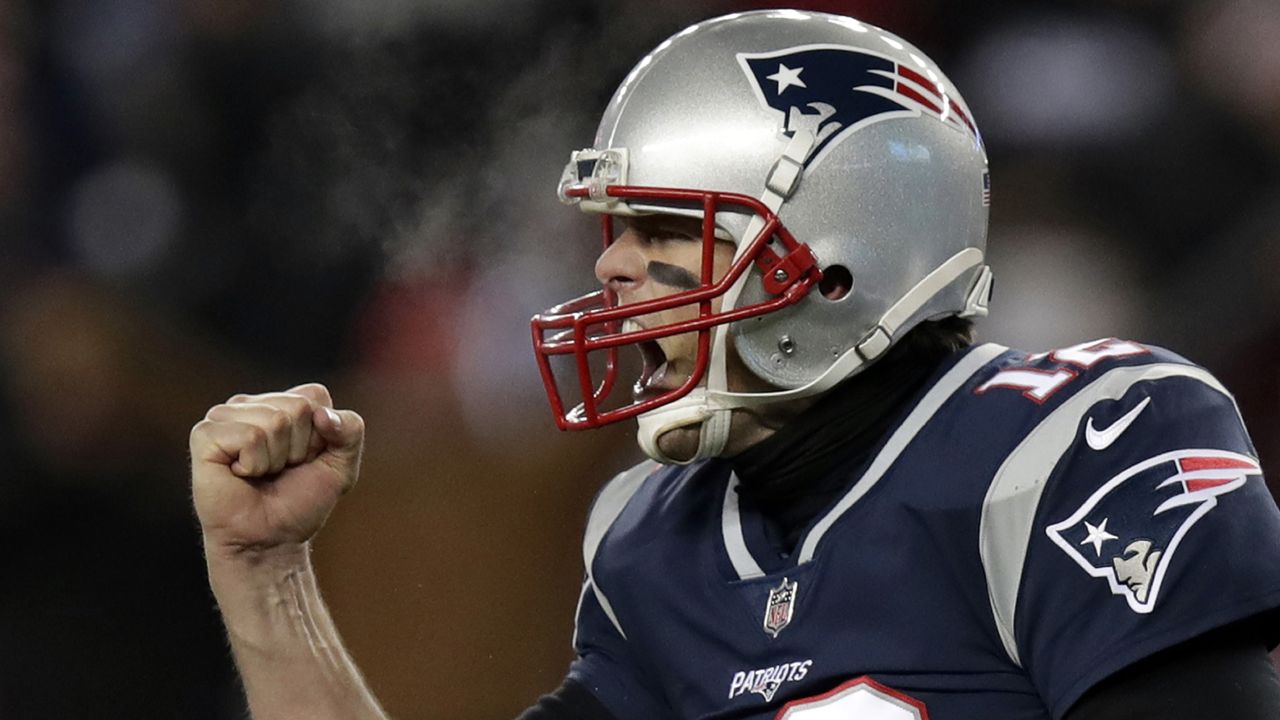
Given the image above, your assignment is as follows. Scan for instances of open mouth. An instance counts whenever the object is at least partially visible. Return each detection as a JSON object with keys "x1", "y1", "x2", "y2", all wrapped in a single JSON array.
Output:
[
  {"x1": 635, "y1": 339, "x2": 670, "y2": 398},
  {"x1": 623, "y1": 320, "x2": 676, "y2": 400}
]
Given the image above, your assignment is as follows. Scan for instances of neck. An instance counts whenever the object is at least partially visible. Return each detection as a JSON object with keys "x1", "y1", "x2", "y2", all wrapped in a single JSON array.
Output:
[{"x1": 727, "y1": 335, "x2": 965, "y2": 549}]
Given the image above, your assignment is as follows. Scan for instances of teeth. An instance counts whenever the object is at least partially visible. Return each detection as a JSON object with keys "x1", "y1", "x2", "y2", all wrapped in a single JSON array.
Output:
[
  {"x1": 632, "y1": 338, "x2": 673, "y2": 399},
  {"x1": 649, "y1": 360, "x2": 669, "y2": 388}
]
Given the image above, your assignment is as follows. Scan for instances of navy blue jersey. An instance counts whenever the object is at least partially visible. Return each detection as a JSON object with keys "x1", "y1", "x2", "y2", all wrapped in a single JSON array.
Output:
[{"x1": 567, "y1": 340, "x2": 1280, "y2": 720}]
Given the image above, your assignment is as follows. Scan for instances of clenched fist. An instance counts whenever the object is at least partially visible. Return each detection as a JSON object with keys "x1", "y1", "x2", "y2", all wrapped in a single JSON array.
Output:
[{"x1": 190, "y1": 383, "x2": 365, "y2": 558}]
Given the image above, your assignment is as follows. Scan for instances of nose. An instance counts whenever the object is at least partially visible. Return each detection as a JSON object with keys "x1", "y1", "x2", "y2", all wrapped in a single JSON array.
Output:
[{"x1": 594, "y1": 226, "x2": 648, "y2": 293}]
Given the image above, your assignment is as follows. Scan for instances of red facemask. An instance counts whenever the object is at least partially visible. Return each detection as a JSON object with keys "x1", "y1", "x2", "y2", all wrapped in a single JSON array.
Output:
[{"x1": 530, "y1": 184, "x2": 822, "y2": 430}]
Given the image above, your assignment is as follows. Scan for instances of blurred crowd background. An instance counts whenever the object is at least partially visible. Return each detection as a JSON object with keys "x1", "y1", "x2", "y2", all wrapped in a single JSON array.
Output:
[{"x1": 1, "y1": 0, "x2": 1278, "y2": 717}]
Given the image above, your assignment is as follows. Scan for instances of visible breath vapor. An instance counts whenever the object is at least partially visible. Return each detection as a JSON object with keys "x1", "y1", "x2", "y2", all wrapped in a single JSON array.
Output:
[{"x1": 258, "y1": 1, "x2": 728, "y2": 286}]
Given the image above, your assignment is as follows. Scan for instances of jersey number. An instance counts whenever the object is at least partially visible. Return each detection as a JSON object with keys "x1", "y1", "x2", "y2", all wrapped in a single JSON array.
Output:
[
  {"x1": 774, "y1": 677, "x2": 928, "y2": 720},
  {"x1": 975, "y1": 339, "x2": 1148, "y2": 403}
]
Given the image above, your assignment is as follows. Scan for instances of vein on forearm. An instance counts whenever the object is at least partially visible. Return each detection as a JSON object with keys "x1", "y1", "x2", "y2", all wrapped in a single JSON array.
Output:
[{"x1": 211, "y1": 549, "x2": 390, "y2": 720}]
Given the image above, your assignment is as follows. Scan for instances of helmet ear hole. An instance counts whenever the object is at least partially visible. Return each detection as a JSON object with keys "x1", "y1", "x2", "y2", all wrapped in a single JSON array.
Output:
[{"x1": 818, "y1": 265, "x2": 853, "y2": 301}]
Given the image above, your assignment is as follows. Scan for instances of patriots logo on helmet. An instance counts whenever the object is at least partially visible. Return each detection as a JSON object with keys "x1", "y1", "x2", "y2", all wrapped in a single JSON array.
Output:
[
  {"x1": 737, "y1": 45, "x2": 979, "y2": 168},
  {"x1": 1046, "y1": 449, "x2": 1261, "y2": 613}
]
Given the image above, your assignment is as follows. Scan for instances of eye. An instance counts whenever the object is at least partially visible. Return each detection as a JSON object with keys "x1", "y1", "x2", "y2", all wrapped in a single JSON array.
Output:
[
  {"x1": 655, "y1": 230, "x2": 697, "y2": 243},
  {"x1": 637, "y1": 216, "x2": 704, "y2": 243},
  {"x1": 610, "y1": 220, "x2": 657, "y2": 246}
]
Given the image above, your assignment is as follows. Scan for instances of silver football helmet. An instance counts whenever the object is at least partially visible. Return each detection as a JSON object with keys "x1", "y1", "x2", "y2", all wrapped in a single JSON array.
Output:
[{"x1": 532, "y1": 9, "x2": 992, "y2": 464}]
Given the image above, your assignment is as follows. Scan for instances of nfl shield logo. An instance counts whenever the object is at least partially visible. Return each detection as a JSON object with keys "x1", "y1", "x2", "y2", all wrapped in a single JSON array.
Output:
[{"x1": 763, "y1": 577, "x2": 798, "y2": 637}]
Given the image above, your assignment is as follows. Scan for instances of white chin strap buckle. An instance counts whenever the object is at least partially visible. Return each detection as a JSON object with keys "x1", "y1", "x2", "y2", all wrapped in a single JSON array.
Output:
[{"x1": 635, "y1": 392, "x2": 731, "y2": 465}]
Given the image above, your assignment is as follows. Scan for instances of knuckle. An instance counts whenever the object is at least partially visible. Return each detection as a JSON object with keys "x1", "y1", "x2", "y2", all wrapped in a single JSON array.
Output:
[
  {"x1": 245, "y1": 423, "x2": 268, "y2": 447},
  {"x1": 228, "y1": 393, "x2": 252, "y2": 404},
  {"x1": 298, "y1": 382, "x2": 333, "y2": 405},
  {"x1": 189, "y1": 419, "x2": 213, "y2": 442},
  {"x1": 267, "y1": 407, "x2": 291, "y2": 433},
  {"x1": 282, "y1": 395, "x2": 313, "y2": 420}
]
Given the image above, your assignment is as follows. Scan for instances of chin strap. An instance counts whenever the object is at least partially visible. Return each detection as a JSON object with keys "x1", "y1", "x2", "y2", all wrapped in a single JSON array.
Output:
[
  {"x1": 635, "y1": 389, "x2": 723, "y2": 465},
  {"x1": 635, "y1": 249, "x2": 992, "y2": 464},
  {"x1": 712, "y1": 248, "x2": 989, "y2": 410}
]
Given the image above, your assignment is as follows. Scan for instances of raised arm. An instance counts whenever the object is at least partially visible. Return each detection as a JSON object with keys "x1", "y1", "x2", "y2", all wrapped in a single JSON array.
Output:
[{"x1": 190, "y1": 383, "x2": 389, "y2": 720}]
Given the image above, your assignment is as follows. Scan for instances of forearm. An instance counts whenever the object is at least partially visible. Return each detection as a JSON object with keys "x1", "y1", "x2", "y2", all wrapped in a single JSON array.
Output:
[
  {"x1": 206, "y1": 542, "x2": 390, "y2": 720},
  {"x1": 1064, "y1": 620, "x2": 1280, "y2": 720}
]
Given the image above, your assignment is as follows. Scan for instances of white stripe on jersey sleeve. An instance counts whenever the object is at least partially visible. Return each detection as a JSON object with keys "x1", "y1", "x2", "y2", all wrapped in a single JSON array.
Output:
[
  {"x1": 581, "y1": 460, "x2": 660, "y2": 640},
  {"x1": 979, "y1": 363, "x2": 1238, "y2": 666}
]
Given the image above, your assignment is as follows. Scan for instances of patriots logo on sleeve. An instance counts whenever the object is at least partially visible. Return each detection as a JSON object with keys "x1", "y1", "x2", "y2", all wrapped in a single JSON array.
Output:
[
  {"x1": 738, "y1": 45, "x2": 980, "y2": 168},
  {"x1": 1046, "y1": 450, "x2": 1262, "y2": 613}
]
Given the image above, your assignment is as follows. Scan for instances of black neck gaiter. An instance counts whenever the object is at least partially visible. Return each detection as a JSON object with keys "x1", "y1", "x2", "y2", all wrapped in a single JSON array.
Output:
[{"x1": 728, "y1": 339, "x2": 962, "y2": 554}]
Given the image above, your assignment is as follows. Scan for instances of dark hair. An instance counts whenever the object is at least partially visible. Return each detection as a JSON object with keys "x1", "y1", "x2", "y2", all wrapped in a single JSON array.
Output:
[
  {"x1": 892, "y1": 315, "x2": 975, "y2": 359},
  {"x1": 814, "y1": 314, "x2": 974, "y2": 414}
]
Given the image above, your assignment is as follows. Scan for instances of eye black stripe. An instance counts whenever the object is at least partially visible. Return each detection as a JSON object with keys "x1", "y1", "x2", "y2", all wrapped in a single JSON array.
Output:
[{"x1": 647, "y1": 261, "x2": 701, "y2": 290}]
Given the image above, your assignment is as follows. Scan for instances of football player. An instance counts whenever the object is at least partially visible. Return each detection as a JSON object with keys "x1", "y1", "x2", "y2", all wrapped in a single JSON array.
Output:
[{"x1": 190, "y1": 10, "x2": 1280, "y2": 719}]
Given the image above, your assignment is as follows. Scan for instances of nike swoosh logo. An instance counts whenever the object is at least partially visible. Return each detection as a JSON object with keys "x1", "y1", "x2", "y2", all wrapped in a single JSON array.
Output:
[{"x1": 1085, "y1": 396, "x2": 1152, "y2": 451}]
